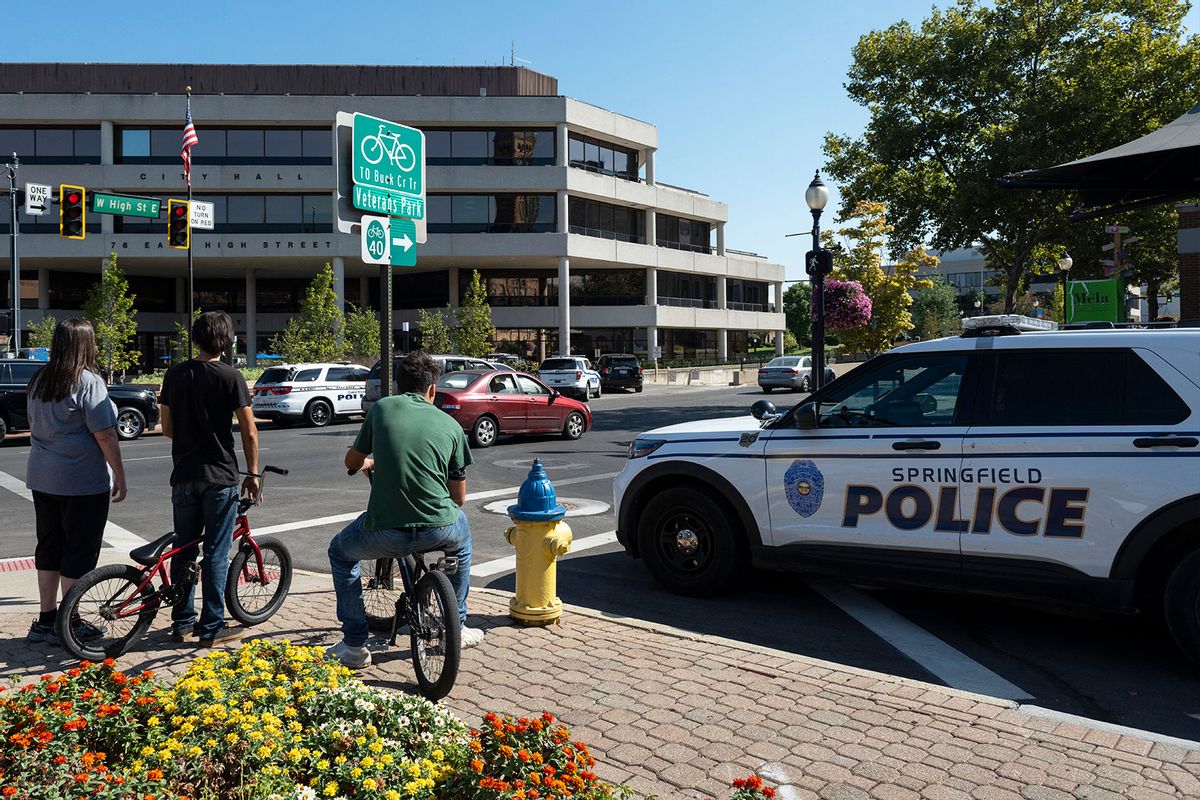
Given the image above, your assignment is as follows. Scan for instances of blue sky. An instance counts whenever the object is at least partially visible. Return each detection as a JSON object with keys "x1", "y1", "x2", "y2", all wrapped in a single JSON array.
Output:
[{"x1": 6, "y1": 1, "x2": 1198, "y2": 281}]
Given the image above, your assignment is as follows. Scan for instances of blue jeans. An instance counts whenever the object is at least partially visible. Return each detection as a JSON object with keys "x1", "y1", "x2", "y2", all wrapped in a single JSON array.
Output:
[
  {"x1": 328, "y1": 509, "x2": 472, "y2": 647},
  {"x1": 169, "y1": 481, "x2": 239, "y2": 639}
]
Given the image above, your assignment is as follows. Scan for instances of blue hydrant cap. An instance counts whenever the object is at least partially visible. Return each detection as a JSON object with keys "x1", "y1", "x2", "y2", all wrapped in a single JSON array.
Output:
[{"x1": 508, "y1": 458, "x2": 567, "y2": 522}]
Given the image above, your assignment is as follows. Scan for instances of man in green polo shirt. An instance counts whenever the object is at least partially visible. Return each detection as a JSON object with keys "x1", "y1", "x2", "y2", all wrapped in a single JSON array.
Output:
[{"x1": 327, "y1": 351, "x2": 482, "y2": 668}]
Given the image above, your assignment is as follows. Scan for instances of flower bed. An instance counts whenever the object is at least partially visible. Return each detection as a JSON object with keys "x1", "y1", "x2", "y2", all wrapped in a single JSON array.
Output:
[{"x1": 1, "y1": 640, "x2": 774, "y2": 799}]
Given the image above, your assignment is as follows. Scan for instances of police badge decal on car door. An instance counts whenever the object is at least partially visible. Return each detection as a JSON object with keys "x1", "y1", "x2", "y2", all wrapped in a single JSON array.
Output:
[{"x1": 785, "y1": 459, "x2": 824, "y2": 517}]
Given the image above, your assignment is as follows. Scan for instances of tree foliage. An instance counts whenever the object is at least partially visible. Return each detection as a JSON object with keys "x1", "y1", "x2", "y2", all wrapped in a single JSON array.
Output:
[
  {"x1": 270, "y1": 263, "x2": 345, "y2": 363},
  {"x1": 783, "y1": 282, "x2": 812, "y2": 346},
  {"x1": 821, "y1": 201, "x2": 934, "y2": 354},
  {"x1": 453, "y1": 269, "x2": 496, "y2": 357},
  {"x1": 417, "y1": 306, "x2": 455, "y2": 355},
  {"x1": 83, "y1": 253, "x2": 139, "y2": 378},
  {"x1": 912, "y1": 280, "x2": 962, "y2": 340},
  {"x1": 344, "y1": 305, "x2": 381, "y2": 363},
  {"x1": 823, "y1": 0, "x2": 1200, "y2": 312},
  {"x1": 172, "y1": 308, "x2": 200, "y2": 365},
  {"x1": 25, "y1": 315, "x2": 57, "y2": 349}
]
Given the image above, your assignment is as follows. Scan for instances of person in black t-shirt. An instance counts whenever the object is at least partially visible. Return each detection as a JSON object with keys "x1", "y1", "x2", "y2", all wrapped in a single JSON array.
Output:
[{"x1": 158, "y1": 311, "x2": 260, "y2": 647}]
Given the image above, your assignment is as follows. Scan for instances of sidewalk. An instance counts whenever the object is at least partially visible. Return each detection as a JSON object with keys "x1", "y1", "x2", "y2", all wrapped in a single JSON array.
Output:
[{"x1": 1, "y1": 565, "x2": 1197, "y2": 799}]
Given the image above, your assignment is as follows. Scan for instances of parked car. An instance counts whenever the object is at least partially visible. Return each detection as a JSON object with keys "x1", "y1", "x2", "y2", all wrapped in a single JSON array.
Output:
[
  {"x1": 596, "y1": 353, "x2": 644, "y2": 393},
  {"x1": 537, "y1": 356, "x2": 601, "y2": 401},
  {"x1": 251, "y1": 362, "x2": 370, "y2": 427},
  {"x1": 434, "y1": 370, "x2": 592, "y2": 448},
  {"x1": 757, "y1": 355, "x2": 836, "y2": 393},
  {"x1": 0, "y1": 358, "x2": 159, "y2": 441},
  {"x1": 485, "y1": 353, "x2": 522, "y2": 364},
  {"x1": 361, "y1": 354, "x2": 495, "y2": 414}
]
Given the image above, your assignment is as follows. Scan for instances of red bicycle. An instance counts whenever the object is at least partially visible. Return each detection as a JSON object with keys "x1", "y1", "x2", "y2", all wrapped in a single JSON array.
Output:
[{"x1": 56, "y1": 467, "x2": 293, "y2": 661}]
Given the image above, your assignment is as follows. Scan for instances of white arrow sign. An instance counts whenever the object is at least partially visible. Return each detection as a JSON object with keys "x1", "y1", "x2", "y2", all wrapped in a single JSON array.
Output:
[
  {"x1": 1101, "y1": 236, "x2": 1137, "y2": 252},
  {"x1": 24, "y1": 183, "x2": 50, "y2": 216},
  {"x1": 392, "y1": 232, "x2": 414, "y2": 252}
]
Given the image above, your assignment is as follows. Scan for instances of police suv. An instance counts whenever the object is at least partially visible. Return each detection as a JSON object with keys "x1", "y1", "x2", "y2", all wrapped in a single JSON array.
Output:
[
  {"x1": 251, "y1": 362, "x2": 370, "y2": 427},
  {"x1": 614, "y1": 316, "x2": 1200, "y2": 664}
]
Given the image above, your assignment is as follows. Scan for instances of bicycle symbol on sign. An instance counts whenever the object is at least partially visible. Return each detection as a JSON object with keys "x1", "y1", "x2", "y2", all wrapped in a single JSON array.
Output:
[{"x1": 360, "y1": 125, "x2": 418, "y2": 173}]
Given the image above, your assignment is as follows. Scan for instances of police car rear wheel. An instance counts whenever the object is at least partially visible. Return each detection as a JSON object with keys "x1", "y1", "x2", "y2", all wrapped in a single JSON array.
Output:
[
  {"x1": 1164, "y1": 549, "x2": 1200, "y2": 667},
  {"x1": 639, "y1": 487, "x2": 744, "y2": 596},
  {"x1": 306, "y1": 399, "x2": 333, "y2": 427}
]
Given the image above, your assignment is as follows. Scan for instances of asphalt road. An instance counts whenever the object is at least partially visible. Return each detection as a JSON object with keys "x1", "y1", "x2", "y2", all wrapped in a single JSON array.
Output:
[{"x1": 1, "y1": 383, "x2": 1198, "y2": 741}]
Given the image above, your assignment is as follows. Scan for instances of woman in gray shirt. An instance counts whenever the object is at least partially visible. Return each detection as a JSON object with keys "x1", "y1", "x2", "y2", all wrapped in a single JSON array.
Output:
[{"x1": 24, "y1": 318, "x2": 128, "y2": 645}]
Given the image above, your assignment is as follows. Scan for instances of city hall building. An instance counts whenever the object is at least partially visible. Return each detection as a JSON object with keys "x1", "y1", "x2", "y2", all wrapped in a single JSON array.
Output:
[{"x1": 0, "y1": 64, "x2": 786, "y2": 368}]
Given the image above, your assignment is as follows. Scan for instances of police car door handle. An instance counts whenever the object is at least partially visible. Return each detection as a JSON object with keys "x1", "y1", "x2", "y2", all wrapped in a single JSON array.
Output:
[
  {"x1": 1133, "y1": 436, "x2": 1199, "y2": 448},
  {"x1": 892, "y1": 440, "x2": 941, "y2": 451}
]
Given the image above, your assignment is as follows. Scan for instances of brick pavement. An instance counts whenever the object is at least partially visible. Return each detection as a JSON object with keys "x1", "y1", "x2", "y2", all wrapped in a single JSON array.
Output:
[{"x1": 1, "y1": 573, "x2": 1198, "y2": 799}]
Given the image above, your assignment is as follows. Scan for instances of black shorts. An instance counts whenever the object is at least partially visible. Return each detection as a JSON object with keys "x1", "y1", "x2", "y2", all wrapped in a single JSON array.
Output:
[{"x1": 32, "y1": 490, "x2": 110, "y2": 579}]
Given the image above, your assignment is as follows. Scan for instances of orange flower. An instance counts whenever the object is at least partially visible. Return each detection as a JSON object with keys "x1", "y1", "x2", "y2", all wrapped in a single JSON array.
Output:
[
  {"x1": 470, "y1": 759, "x2": 484, "y2": 773},
  {"x1": 469, "y1": 740, "x2": 482, "y2": 753},
  {"x1": 3, "y1": 787, "x2": 16, "y2": 797},
  {"x1": 517, "y1": 749, "x2": 531, "y2": 763},
  {"x1": 499, "y1": 745, "x2": 514, "y2": 758},
  {"x1": 74, "y1": 774, "x2": 89, "y2": 784},
  {"x1": 101, "y1": 658, "x2": 116, "y2": 668},
  {"x1": 146, "y1": 769, "x2": 163, "y2": 781}
]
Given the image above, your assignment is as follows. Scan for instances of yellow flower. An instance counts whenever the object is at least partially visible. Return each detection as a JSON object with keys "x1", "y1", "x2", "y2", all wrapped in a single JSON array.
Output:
[
  {"x1": 140, "y1": 746, "x2": 155, "y2": 757},
  {"x1": 350, "y1": 767, "x2": 363, "y2": 779},
  {"x1": 361, "y1": 756, "x2": 375, "y2": 769},
  {"x1": 355, "y1": 735, "x2": 366, "y2": 746},
  {"x1": 385, "y1": 792, "x2": 400, "y2": 800},
  {"x1": 225, "y1": 732, "x2": 239, "y2": 744},
  {"x1": 362, "y1": 778, "x2": 377, "y2": 791},
  {"x1": 380, "y1": 754, "x2": 394, "y2": 766},
  {"x1": 147, "y1": 716, "x2": 160, "y2": 727},
  {"x1": 316, "y1": 759, "x2": 330, "y2": 771},
  {"x1": 323, "y1": 782, "x2": 338, "y2": 797},
  {"x1": 432, "y1": 748, "x2": 444, "y2": 761},
  {"x1": 369, "y1": 740, "x2": 384, "y2": 754}
]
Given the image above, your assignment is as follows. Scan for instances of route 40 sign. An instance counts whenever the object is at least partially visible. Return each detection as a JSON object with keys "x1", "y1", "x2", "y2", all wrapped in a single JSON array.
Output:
[
  {"x1": 360, "y1": 215, "x2": 417, "y2": 267},
  {"x1": 351, "y1": 112, "x2": 425, "y2": 220}
]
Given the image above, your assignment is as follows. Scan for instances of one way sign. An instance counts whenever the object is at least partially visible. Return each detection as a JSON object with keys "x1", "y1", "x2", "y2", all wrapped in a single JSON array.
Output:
[{"x1": 359, "y1": 215, "x2": 418, "y2": 267}]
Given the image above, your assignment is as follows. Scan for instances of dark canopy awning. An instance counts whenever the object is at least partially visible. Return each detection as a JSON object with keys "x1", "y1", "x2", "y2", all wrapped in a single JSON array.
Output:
[{"x1": 1001, "y1": 101, "x2": 1200, "y2": 220}]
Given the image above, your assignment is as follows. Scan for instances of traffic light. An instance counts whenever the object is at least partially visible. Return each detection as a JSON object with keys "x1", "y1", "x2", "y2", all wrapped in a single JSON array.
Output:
[
  {"x1": 805, "y1": 249, "x2": 834, "y2": 277},
  {"x1": 167, "y1": 199, "x2": 190, "y2": 249},
  {"x1": 59, "y1": 185, "x2": 86, "y2": 240}
]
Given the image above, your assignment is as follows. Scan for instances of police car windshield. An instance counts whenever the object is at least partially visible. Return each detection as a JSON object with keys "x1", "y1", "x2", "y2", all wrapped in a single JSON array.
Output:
[{"x1": 257, "y1": 367, "x2": 294, "y2": 385}]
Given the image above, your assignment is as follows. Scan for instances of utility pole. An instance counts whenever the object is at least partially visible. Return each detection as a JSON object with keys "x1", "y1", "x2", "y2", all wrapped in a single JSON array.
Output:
[
  {"x1": 186, "y1": 86, "x2": 195, "y2": 358},
  {"x1": 5, "y1": 153, "x2": 20, "y2": 354}
]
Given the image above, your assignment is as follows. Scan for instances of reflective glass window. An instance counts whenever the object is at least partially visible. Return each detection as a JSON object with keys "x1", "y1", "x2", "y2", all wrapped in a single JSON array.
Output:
[
  {"x1": 302, "y1": 129, "x2": 331, "y2": 158},
  {"x1": 613, "y1": 149, "x2": 629, "y2": 177},
  {"x1": 0, "y1": 129, "x2": 34, "y2": 158},
  {"x1": 265, "y1": 129, "x2": 302, "y2": 158},
  {"x1": 427, "y1": 195, "x2": 452, "y2": 223},
  {"x1": 568, "y1": 136, "x2": 584, "y2": 163},
  {"x1": 584, "y1": 140, "x2": 600, "y2": 168},
  {"x1": 452, "y1": 195, "x2": 489, "y2": 224},
  {"x1": 227, "y1": 129, "x2": 264, "y2": 158},
  {"x1": 451, "y1": 130, "x2": 488, "y2": 159},
  {"x1": 227, "y1": 194, "x2": 265, "y2": 224},
  {"x1": 150, "y1": 129, "x2": 178, "y2": 156},
  {"x1": 532, "y1": 130, "x2": 554, "y2": 159},
  {"x1": 265, "y1": 195, "x2": 301, "y2": 224},
  {"x1": 426, "y1": 130, "x2": 451, "y2": 158},
  {"x1": 34, "y1": 129, "x2": 71, "y2": 157},
  {"x1": 121, "y1": 129, "x2": 150, "y2": 158},
  {"x1": 191, "y1": 129, "x2": 225, "y2": 159},
  {"x1": 302, "y1": 195, "x2": 332, "y2": 230}
]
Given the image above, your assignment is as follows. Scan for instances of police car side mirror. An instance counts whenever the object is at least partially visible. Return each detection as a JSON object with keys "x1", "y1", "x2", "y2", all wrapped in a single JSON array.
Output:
[
  {"x1": 750, "y1": 399, "x2": 777, "y2": 420},
  {"x1": 794, "y1": 403, "x2": 819, "y2": 429}
]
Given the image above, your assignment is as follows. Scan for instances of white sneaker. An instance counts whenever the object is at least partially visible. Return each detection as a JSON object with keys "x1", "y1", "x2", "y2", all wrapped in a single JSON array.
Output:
[
  {"x1": 460, "y1": 626, "x2": 484, "y2": 649},
  {"x1": 326, "y1": 641, "x2": 372, "y2": 669}
]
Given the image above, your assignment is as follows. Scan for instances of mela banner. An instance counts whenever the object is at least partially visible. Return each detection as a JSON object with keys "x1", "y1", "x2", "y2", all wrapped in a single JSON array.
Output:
[{"x1": 1066, "y1": 278, "x2": 1122, "y2": 323}]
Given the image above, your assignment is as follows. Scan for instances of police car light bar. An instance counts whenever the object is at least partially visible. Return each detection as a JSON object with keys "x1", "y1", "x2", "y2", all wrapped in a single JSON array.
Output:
[{"x1": 961, "y1": 315, "x2": 1059, "y2": 333}]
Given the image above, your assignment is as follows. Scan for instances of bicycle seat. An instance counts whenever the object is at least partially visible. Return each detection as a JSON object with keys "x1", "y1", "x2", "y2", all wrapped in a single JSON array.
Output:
[{"x1": 130, "y1": 532, "x2": 176, "y2": 566}]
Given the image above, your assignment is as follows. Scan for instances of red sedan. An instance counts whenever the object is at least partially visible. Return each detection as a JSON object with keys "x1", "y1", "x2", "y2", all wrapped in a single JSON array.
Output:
[{"x1": 433, "y1": 370, "x2": 593, "y2": 448}]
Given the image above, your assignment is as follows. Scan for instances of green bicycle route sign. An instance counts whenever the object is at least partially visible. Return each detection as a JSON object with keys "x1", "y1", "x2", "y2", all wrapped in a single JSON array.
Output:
[
  {"x1": 91, "y1": 192, "x2": 161, "y2": 219},
  {"x1": 351, "y1": 112, "x2": 425, "y2": 220}
]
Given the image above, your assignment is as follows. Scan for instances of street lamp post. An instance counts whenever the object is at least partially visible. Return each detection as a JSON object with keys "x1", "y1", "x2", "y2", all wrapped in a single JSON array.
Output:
[
  {"x1": 805, "y1": 172, "x2": 830, "y2": 391},
  {"x1": 1058, "y1": 253, "x2": 1073, "y2": 324}
]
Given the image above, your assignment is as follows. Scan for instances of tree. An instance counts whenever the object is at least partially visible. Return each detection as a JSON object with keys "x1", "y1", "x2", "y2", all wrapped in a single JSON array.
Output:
[
  {"x1": 417, "y1": 306, "x2": 454, "y2": 355},
  {"x1": 25, "y1": 315, "x2": 57, "y2": 349},
  {"x1": 783, "y1": 282, "x2": 812, "y2": 346},
  {"x1": 453, "y1": 269, "x2": 496, "y2": 357},
  {"x1": 1126, "y1": 206, "x2": 1180, "y2": 320},
  {"x1": 821, "y1": 201, "x2": 933, "y2": 355},
  {"x1": 823, "y1": 0, "x2": 1200, "y2": 312},
  {"x1": 912, "y1": 280, "x2": 961, "y2": 340},
  {"x1": 270, "y1": 263, "x2": 345, "y2": 363},
  {"x1": 344, "y1": 305, "x2": 381, "y2": 363},
  {"x1": 171, "y1": 308, "x2": 200, "y2": 366},
  {"x1": 84, "y1": 253, "x2": 139, "y2": 378}
]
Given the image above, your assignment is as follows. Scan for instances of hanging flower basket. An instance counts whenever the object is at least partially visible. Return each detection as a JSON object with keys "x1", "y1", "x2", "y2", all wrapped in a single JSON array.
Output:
[{"x1": 819, "y1": 278, "x2": 872, "y2": 330}]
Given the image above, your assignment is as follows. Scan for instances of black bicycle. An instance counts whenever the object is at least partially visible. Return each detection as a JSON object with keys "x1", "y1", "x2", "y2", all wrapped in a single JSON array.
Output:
[{"x1": 351, "y1": 469, "x2": 461, "y2": 700}]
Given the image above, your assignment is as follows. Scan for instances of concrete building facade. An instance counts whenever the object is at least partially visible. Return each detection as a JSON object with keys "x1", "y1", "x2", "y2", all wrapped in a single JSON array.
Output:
[{"x1": 0, "y1": 64, "x2": 785, "y2": 367}]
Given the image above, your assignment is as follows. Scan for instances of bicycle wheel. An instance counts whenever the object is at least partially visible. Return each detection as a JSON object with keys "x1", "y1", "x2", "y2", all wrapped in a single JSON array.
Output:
[
  {"x1": 410, "y1": 570, "x2": 461, "y2": 700},
  {"x1": 361, "y1": 136, "x2": 384, "y2": 164},
  {"x1": 362, "y1": 558, "x2": 403, "y2": 632},
  {"x1": 57, "y1": 564, "x2": 159, "y2": 661},
  {"x1": 225, "y1": 537, "x2": 293, "y2": 626}
]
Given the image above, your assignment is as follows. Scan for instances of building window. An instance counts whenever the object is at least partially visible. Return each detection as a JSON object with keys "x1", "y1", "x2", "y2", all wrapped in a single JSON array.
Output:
[
  {"x1": 370, "y1": 271, "x2": 449, "y2": 310},
  {"x1": 568, "y1": 133, "x2": 639, "y2": 181},
  {"x1": 422, "y1": 128, "x2": 554, "y2": 166},
  {"x1": 661, "y1": 329, "x2": 718, "y2": 362},
  {"x1": 658, "y1": 271, "x2": 717, "y2": 309},
  {"x1": 657, "y1": 214, "x2": 712, "y2": 254},
  {"x1": 125, "y1": 276, "x2": 174, "y2": 313},
  {"x1": 490, "y1": 328, "x2": 558, "y2": 360},
  {"x1": 459, "y1": 270, "x2": 556, "y2": 307},
  {"x1": 112, "y1": 194, "x2": 333, "y2": 234},
  {"x1": 571, "y1": 328, "x2": 647, "y2": 359},
  {"x1": 427, "y1": 194, "x2": 556, "y2": 234},
  {"x1": 115, "y1": 127, "x2": 333, "y2": 165},
  {"x1": 568, "y1": 198, "x2": 645, "y2": 243},
  {"x1": 0, "y1": 127, "x2": 101, "y2": 164},
  {"x1": 727, "y1": 279, "x2": 771, "y2": 312},
  {"x1": 557, "y1": 270, "x2": 646, "y2": 306}
]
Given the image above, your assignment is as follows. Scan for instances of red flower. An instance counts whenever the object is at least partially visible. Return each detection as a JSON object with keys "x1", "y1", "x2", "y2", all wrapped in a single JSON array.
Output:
[{"x1": 3, "y1": 787, "x2": 16, "y2": 797}]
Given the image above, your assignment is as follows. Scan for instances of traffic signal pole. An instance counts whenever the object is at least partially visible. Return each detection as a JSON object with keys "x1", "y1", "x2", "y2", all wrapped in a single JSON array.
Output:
[
  {"x1": 5, "y1": 153, "x2": 19, "y2": 353},
  {"x1": 186, "y1": 92, "x2": 195, "y2": 359}
]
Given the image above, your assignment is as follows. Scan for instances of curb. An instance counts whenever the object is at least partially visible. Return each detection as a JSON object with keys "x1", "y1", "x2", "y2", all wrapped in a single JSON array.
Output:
[{"x1": 472, "y1": 587, "x2": 1200, "y2": 751}]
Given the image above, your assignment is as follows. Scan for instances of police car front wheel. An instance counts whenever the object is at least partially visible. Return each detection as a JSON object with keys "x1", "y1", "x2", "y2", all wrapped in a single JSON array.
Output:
[
  {"x1": 306, "y1": 399, "x2": 333, "y2": 427},
  {"x1": 638, "y1": 487, "x2": 745, "y2": 596},
  {"x1": 1164, "y1": 549, "x2": 1200, "y2": 668}
]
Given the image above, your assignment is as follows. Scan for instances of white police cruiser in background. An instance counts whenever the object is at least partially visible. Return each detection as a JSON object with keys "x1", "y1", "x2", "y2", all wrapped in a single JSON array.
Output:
[
  {"x1": 614, "y1": 316, "x2": 1200, "y2": 665},
  {"x1": 251, "y1": 362, "x2": 370, "y2": 427}
]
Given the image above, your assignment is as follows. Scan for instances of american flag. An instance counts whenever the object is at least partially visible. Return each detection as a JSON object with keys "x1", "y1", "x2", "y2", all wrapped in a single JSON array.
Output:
[{"x1": 181, "y1": 97, "x2": 199, "y2": 186}]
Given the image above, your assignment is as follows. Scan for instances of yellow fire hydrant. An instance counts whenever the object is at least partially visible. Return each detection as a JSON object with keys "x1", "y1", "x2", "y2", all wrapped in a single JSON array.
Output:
[{"x1": 504, "y1": 458, "x2": 572, "y2": 626}]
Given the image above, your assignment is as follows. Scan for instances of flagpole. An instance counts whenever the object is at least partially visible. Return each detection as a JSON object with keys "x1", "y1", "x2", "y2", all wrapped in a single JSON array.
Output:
[{"x1": 186, "y1": 85, "x2": 194, "y2": 359}]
